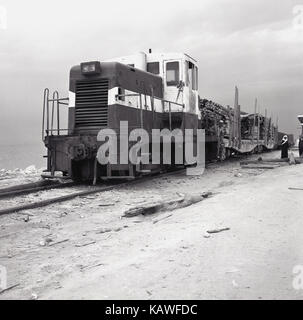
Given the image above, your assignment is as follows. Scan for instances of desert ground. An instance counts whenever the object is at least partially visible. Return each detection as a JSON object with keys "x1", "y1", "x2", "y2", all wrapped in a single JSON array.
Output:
[{"x1": 1, "y1": 150, "x2": 303, "y2": 300}]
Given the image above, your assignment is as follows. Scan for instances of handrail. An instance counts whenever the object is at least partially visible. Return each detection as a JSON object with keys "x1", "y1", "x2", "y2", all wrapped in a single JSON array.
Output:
[
  {"x1": 115, "y1": 93, "x2": 185, "y2": 109},
  {"x1": 51, "y1": 91, "x2": 59, "y2": 135},
  {"x1": 42, "y1": 88, "x2": 50, "y2": 141},
  {"x1": 42, "y1": 88, "x2": 69, "y2": 141},
  {"x1": 48, "y1": 98, "x2": 69, "y2": 104}
]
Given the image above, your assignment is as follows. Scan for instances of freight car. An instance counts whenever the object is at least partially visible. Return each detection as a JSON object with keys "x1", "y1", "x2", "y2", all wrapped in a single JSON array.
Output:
[
  {"x1": 200, "y1": 95, "x2": 278, "y2": 160},
  {"x1": 42, "y1": 51, "x2": 278, "y2": 181}
]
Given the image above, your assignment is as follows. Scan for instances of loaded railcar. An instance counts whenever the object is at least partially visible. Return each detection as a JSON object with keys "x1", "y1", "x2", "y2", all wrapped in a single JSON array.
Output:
[{"x1": 200, "y1": 97, "x2": 278, "y2": 160}]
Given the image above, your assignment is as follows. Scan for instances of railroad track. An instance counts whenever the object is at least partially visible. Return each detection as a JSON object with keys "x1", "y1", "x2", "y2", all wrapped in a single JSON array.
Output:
[
  {"x1": 0, "y1": 168, "x2": 186, "y2": 217},
  {"x1": 0, "y1": 152, "x2": 270, "y2": 217},
  {"x1": 0, "y1": 180, "x2": 77, "y2": 199}
]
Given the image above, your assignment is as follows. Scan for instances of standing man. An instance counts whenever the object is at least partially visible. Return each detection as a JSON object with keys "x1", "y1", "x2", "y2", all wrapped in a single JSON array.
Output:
[
  {"x1": 281, "y1": 135, "x2": 289, "y2": 159},
  {"x1": 217, "y1": 120, "x2": 226, "y2": 161},
  {"x1": 299, "y1": 136, "x2": 303, "y2": 157}
]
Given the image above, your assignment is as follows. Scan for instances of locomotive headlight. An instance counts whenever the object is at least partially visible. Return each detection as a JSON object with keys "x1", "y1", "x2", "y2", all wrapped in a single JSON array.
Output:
[
  {"x1": 83, "y1": 64, "x2": 95, "y2": 73},
  {"x1": 81, "y1": 61, "x2": 101, "y2": 75}
]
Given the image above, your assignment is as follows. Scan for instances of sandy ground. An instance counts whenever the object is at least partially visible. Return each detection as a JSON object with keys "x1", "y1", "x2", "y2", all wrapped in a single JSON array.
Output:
[{"x1": 1, "y1": 150, "x2": 303, "y2": 300}]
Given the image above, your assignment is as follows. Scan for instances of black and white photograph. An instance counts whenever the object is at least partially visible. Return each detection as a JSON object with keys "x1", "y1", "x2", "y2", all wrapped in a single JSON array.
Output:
[{"x1": 0, "y1": 0, "x2": 303, "y2": 306}]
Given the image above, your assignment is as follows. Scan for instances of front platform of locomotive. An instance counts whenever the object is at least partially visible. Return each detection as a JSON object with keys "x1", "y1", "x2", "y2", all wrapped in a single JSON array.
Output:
[{"x1": 43, "y1": 60, "x2": 163, "y2": 181}]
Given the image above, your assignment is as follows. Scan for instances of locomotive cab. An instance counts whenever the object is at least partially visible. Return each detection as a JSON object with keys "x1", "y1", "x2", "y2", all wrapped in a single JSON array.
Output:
[{"x1": 110, "y1": 52, "x2": 200, "y2": 119}]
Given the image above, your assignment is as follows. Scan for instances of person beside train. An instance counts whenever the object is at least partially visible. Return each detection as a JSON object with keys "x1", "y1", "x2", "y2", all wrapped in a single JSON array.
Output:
[
  {"x1": 217, "y1": 120, "x2": 226, "y2": 161},
  {"x1": 281, "y1": 135, "x2": 289, "y2": 159},
  {"x1": 299, "y1": 136, "x2": 303, "y2": 157}
]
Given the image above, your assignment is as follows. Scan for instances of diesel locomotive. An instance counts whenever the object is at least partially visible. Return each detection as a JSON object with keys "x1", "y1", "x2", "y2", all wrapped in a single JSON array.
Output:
[{"x1": 42, "y1": 52, "x2": 201, "y2": 181}]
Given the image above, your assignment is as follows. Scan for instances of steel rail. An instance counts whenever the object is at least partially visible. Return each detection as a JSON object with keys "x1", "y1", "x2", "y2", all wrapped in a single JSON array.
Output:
[
  {"x1": 0, "y1": 168, "x2": 186, "y2": 217},
  {"x1": 0, "y1": 181, "x2": 77, "y2": 199},
  {"x1": 0, "y1": 183, "x2": 123, "y2": 216}
]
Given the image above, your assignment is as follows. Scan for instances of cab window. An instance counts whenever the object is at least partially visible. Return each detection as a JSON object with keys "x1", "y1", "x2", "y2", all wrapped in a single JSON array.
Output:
[
  {"x1": 166, "y1": 61, "x2": 179, "y2": 86},
  {"x1": 147, "y1": 62, "x2": 160, "y2": 75}
]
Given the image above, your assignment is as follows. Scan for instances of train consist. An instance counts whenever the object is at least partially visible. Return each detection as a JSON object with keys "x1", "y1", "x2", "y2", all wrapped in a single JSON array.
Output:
[
  {"x1": 42, "y1": 51, "x2": 278, "y2": 181},
  {"x1": 200, "y1": 95, "x2": 278, "y2": 160}
]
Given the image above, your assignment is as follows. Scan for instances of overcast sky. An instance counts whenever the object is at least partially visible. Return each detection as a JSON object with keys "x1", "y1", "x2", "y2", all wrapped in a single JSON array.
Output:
[{"x1": 0, "y1": 0, "x2": 302, "y2": 145}]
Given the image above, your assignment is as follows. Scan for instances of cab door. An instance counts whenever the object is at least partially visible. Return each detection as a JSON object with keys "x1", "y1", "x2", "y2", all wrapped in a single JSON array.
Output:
[
  {"x1": 185, "y1": 61, "x2": 199, "y2": 115},
  {"x1": 163, "y1": 60, "x2": 183, "y2": 111}
]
